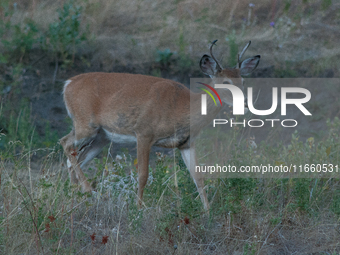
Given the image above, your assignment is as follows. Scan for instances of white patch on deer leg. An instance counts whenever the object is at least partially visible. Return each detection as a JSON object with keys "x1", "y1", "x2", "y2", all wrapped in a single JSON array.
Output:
[
  {"x1": 180, "y1": 148, "x2": 195, "y2": 168},
  {"x1": 180, "y1": 147, "x2": 209, "y2": 210},
  {"x1": 180, "y1": 148, "x2": 197, "y2": 186},
  {"x1": 67, "y1": 158, "x2": 72, "y2": 168}
]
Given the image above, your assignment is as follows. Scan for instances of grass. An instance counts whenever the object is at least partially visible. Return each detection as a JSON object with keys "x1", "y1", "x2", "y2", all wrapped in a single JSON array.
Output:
[
  {"x1": 0, "y1": 118, "x2": 340, "y2": 254},
  {"x1": 1, "y1": 0, "x2": 340, "y2": 254},
  {"x1": 1, "y1": 0, "x2": 340, "y2": 75}
]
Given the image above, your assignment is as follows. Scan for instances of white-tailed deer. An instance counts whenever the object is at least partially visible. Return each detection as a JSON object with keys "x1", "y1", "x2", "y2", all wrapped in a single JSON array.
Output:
[{"x1": 60, "y1": 40, "x2": 260, "y2": 211}]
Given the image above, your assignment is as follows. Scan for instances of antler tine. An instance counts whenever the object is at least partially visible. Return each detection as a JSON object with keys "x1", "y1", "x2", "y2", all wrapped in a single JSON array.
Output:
[
  {"x1": 238, "y1": 41, "x2": 251, "y2": 67},
  {"x1": 210, "y1": 39, "x2": 223, "y2": 70}
]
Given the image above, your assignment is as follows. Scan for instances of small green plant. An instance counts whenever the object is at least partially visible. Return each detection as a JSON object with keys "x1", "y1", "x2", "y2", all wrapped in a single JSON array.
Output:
[
  {"x1": 156, "y1": 48, "x2": 175, "y2": 69},
  {"x1": 175, "y1": 23, "x2": 194, "y2": 71},
  {"x1": 331, "y1": 191, "x2": 340, "y2": 215},
  {"x1": 226, "y1": 31, "x2": 238, "y2": 67},
  {"x1": 42, "y1": 0, "x2": 88, "y2": 67},
  {"x1": 292, "y1": 178, "x2": 311, "y2": 211},
  {"x1": 177, "y1": 53, "x2": 194, "y2": 71},
  {"x1": 243, "y1": 243, "x2": 256, "y2": 255},
  {"x1": 284, "y1": 0, "x2": 292, "y2": 13},
  {"x1": 0, "y1": 100, "x2": 60, "y2": 151},
  {"x1": 178, "y1": 23, "x2": 186, "y2": 54},
  {"x1": 2, "y1": 21, "x2": 39, "y2": 62},
  {"x1": 0, "y1": 99, "x2": 38, "y2": 151},
  {"x1": 274, "y1": 61, "x2": 298, "y2": 77},
  {"x1": 321, "y1": 0, "x2": 332, "y2": 10},
  {"x1": 0, "y1": 216, "x2": 3, "y2": 254},
  {"x1": 0, "y1": 1, "x2": 40, "y2": 63},
  {"x1": 42, "y1": 121, "x2": 60, "y2": 148}
]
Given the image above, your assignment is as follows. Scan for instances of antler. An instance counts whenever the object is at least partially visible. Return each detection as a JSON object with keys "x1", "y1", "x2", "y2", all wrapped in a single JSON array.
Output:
[
  {"x1": 237, "y1": 41, "x2": 251, "y2": 68},
  {"x1": 210, "y1": 39, "x2": 223, "y2": 70}
]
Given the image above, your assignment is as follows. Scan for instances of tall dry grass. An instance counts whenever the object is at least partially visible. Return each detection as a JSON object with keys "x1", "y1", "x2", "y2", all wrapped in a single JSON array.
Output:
[
  {"x1": 3, "y1": 0, "x2": 340, "y2": 75},
  {"x1": 1, "y1": 133, "x2": 340, "y2": 254},
  {"x1": 1, "y1": 1, "x2": 340, "y2": 254}
]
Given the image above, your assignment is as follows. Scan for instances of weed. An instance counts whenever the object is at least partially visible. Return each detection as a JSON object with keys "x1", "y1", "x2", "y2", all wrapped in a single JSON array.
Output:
[
  {"x1": 155, "y1": 48, "x2": 175, "y2": 69},
  {"x1": 0, "y1": 1, "x2": 40, "y2": 63},
  {"x1": 274, "y1": 61, "x2": 298, "y2": 77},
  {"x1": 178, "y1": 23, "x2": 186, "y2": 55},
  {"x1": 151, "y1": 68, "x2": 162, "y2": 77},
  {"x1": 244, "y1": 243, "x2": 256, "y2": 255},
  {"x1": 177, "y1": 53, "x2": 194, "y2": 71},
  {"x1": 322, "y1": 0, "x2": 332, "y2": 10},
  {"x1": 2, "y1": 21, "x2": 39, "y2": 62},
  {"x1": 0, "y1": 117, "x2": 340, "y2": 253},
  {"x1": 0, "y1": 0, "x2": 340, "y2": 253},
  {"x1": 42, "y1": 0, "x2": 88, "y2": 68},
  {"x1": 42, "y1": 121, "x2": 60, "y2": 148},
  {"x1": 226, "y1": 31, "x2": 238, "y2": 67},
  {"x1": 284, "y1": 0, "x2": 292, "y2": 13}
]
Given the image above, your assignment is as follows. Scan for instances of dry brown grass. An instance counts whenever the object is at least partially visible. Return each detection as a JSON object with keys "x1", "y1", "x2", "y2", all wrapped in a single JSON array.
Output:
[
  {"x1": 4, "y1": 0, "x2": 340, "y2": 75},
  {"x1": 1, "y1": 139, "x2": 340, "y2": 254},
  {"x1": 1, "y1": 1, "x2": 340, "y2": 254}
]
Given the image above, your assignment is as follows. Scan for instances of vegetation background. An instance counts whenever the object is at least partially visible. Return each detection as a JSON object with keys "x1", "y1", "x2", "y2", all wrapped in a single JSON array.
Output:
[{"x1": 0, "y1": 0, "x2": 340, "y2": 254}]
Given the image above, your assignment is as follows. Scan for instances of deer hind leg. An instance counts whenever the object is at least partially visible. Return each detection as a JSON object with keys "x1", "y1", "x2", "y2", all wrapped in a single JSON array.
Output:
[
  {"x1": 136, "y1": 136, "x2": 152, "y2": 209},
  {"x1": 180, "y1": 146, "x2": 210, "y2": 211}
]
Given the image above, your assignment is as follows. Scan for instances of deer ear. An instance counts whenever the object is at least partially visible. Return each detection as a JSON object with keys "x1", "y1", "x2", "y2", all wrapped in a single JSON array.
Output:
[
  {"x1": 240, "y1": 55, "x2": 260, "y2": 76},
  {"x1": 200, "y1": 55, "x2": 218, "y2": 76}
]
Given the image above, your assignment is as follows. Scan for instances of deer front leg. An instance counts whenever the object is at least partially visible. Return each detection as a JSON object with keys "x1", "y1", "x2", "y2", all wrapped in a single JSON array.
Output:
[
  {"x1": 66, "y1": 158, "x2": 78, "y2": 184},
  {"x1": 60, "y1": 130, "x2": 79, "y2": 184},
  {"x1": 180, "y1": 146, "x2": 210, "y2": 211},
  {"x1": 60, "y1": 130, "x2": 92, "y2": 193},
  {"x1": 68, "y1": 151, "x2": 92, "y2": 193},
  {"x1": 136, "y1": 136, "x2": 152, "y2": 209}
]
